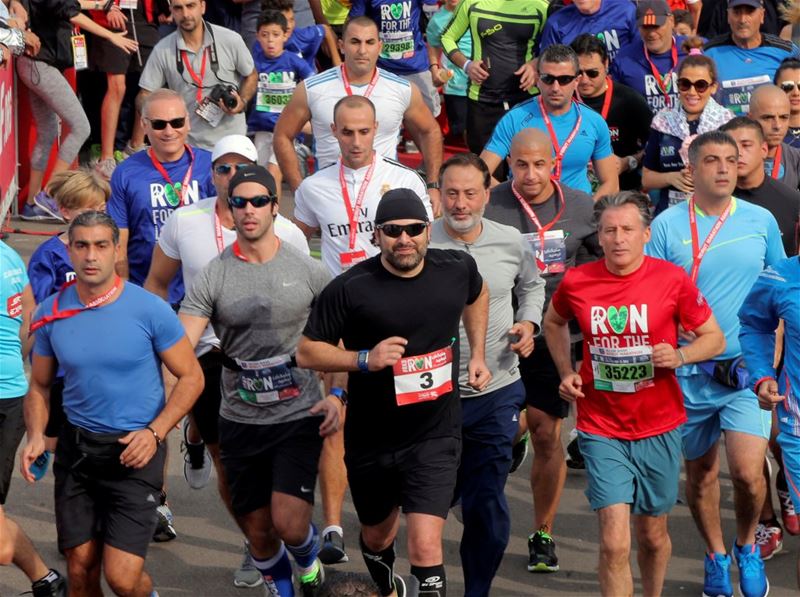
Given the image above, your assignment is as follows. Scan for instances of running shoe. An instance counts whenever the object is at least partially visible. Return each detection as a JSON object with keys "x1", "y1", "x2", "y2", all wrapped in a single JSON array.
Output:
[
  {"x1": 732, "y1": 543, "x2": 768, "y2": 597},
  {"x1": 755, "y1": 521, "x2": 783, "y2": 560},
  {"x1": 297, "y1": 558, "x2": 324, "y2": 597},
  {"x1": 94, "y1": 158, "x2": 117, "y2": 181},
  {"x1": 153, "y1": 503, "x2": 177, "y2": 542},
  {"x1": 565, "y1": 435, "x2": 585, "y2": 469},
  {"x1": 20, "y1": 202, "x2": 61, "y2": 222},
  {"x1": 123, "y1": 142, "x2": 148, "y2": 157},
  {"x1": 114, "y1": 150, "x2": 126, "y2": 163},
  {"x1": 233, "y1": 541, "x2": 263, "y2": 588},
  {"x1": 509, "y1": 430, "x2": 530, "y2": 474},
  {"x1": 527, "y1": 530, "x2": 559, "y2": 572},
  {"x1": 33, "y1": 191, "x2": 64, "y2": 222},
  {"x1": 182, "y1": 422, "x2": 212, "y2": 490},
  {"x1": 319, "y1": 529, "x2": 349, "y2": 564},
  {"x1": 777, "y1": 486, "x2": 800, "y2": 535},
  {"x1": 30, "y1": 569, "x2": 67, "y2": 597},
  {"x1": 30, "y1": 450, "x2": 51, "y2": 481},
  {"x1": 702, "y1": 552, "x2": 732, "y2": 597}
]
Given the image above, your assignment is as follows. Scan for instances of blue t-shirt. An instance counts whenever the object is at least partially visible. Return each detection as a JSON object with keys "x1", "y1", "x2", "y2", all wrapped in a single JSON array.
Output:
[
  {"x1": 610, "y1": 36, "x2": 689, "y2": 114},
  {"x1": 248, "y1": 47, "x2": 314, "y2": 133},
  {"x1": 646, "y1": 198, "x2": 786, "y2": 362},
  {"x1": 538, "y1": 0, "x2": 640, "y2": 60},
  {"x1": 704, "y1": 33, "x2": 800, "y2": 115},
  {"x1": 0, "y1": 241, "x2": 28, "y2": 399},
  {"x1": 642, "y1": 119, "x2": 699, "y2": 213},
  {"x1": 484, "y1": 97, "x2": 613, "y2": 194},
  {"x1": 27, "y1": 236, "x2": 74, "y2": 304},
  {"x1": 108, "y1": 148, "x2": 215, "y2": 304},
  {"x1": 33, "y1": 283, "x2": 185, "y2": 433},
  {"x1": 286, "y1": 25, "x2": 326, "y2": 74},
  {"x1": 349, "y1": 0, "x2": 437, "y2": 75}
]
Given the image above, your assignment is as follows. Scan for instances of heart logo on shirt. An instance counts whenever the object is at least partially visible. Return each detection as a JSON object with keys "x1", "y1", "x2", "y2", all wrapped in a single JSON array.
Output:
[
  {"x1": 390, "y1": 2, "x2": 404, "y2": 19},
  {"x1": 607, "y1": 306, "x2": 628, "y2": 334},
  {"x1": 415, "y1": 358, "x2": 425, "y2": 370}
]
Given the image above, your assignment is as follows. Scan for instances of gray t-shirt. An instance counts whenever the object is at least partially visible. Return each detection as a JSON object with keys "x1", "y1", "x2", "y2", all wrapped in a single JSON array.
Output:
[
  {"x1": 139, "y1": 24, "x2": 255, "y2": 150},
  {"x1": 180, "y1": 242, "x2": 331, "y2": 425}
]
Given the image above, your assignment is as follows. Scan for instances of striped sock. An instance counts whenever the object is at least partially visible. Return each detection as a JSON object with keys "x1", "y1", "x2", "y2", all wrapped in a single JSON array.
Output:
[
  {"x1": 286, "y1": 524, "x2": 319, "y2": 573},
  {"x1": 251, "y1": 543, "x2": 294, "y2": 596}
]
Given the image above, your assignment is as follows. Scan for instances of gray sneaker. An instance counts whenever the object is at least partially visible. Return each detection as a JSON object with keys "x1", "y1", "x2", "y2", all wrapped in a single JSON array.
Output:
[
  {"x1": 94, "y1": 158, "x2": 117, "y2": 181},
  {"x1": 234, "y1": 541, "x2": 264, "y2": 588},
  {"x1": 319, "y1": 529, "x2": 349, "y2": 564}
]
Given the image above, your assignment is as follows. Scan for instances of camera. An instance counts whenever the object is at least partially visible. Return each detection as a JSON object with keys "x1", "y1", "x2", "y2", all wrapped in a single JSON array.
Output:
[{"x1": 208, "y1": 84, "x2": 238, "y2": 110}]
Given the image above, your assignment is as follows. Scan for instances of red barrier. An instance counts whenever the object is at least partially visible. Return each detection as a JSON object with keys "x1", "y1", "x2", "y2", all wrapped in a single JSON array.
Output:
[{"x1": 0, "y1": 57, "x2": 17, "y2": 221}]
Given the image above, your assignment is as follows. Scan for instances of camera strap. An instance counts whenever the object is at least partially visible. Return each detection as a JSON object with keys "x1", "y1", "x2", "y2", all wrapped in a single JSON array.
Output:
[{"x1": 175, "y1": 20, "x2": 220, "y2": 83}]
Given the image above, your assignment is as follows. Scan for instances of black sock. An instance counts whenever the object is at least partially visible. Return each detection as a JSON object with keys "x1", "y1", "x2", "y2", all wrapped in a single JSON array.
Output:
[
  {"x1": 360, "y1": 534, "x2": 395, "y2": 596},
  {"x1": 411, "y1": 564, "x2": 446, "y2": 597}
]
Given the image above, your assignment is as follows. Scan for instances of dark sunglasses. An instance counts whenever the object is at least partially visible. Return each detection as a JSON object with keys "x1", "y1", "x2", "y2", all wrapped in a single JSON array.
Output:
[
  {"x1": 538, "y1": 73, "x2": 578, "y2": 86},
  {"x1": 780, "y1": 81, "x2": 800, "y2": 92},
  {"x1": 677, "y1": 78, "x2": 712, "y2": 93},
  {"x1": 377, "y1": 223, "x2": 428, "y2": 238},
  {"x1": 228, "y1": 195, "x2": 276, "y2": 209},
  {"x1": 147, "y1": 117, "x2": 187, "y2": 130},
  {"x1": 578, "y1": 68, "x2": 602, "y2": 79},
  {"x1": 214, "y1": 163, "x2": 250, "y2": 175}
]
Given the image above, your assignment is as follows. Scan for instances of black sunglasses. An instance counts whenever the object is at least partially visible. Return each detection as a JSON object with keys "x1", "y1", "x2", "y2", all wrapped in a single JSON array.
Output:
[
  {"x1": 377, "y1": 223, "x2": 428, "y2": 238},
  {"x1": 214, "y1": 163, "x2": 250, "y2": 175},
  {"x1": 677, "y1": 78, "x2": 712, "y2": 93},
  {"x1": 538, "y1": 73, "x2": 578, "y2": 86},
  {"x1": 147, "y1": 117, "x2": 187, "y2": 130},
  {"x1": 780, "y1": 81, "x2": 800, "y2": 92},
  {"x1": 578, "y1": 68, "x2": 602, "y2": 79},
  {"x1": 228, "y1": 195, "x2": 276, "y2": 209}
]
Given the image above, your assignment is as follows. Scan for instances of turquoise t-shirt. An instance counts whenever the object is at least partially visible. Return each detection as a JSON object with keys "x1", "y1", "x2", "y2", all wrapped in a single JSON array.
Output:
[
  {"x1": 0, "y1": 241, "x2": 29, "y2": 399},
  {"x1": 426, "y1": 6, "x2": 471, "y2": 97}
]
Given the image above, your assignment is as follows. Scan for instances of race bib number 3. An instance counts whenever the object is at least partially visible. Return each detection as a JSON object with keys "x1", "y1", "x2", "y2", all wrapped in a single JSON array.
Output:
[
  {"x1": 590, "y1": 345, "x2": 655, "y2": 393},
  {"x1": 393, "y1": 346, "x2": 453, "y2": 406},
  {"x1": 236, "y1": 355, "x2": 300, "y2": 405}
]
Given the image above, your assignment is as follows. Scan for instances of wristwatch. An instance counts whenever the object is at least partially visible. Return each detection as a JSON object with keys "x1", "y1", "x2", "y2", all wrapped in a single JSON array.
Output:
[
  {"x1": 426, "y1": 181, "x2": 440, "y2": 190},
  {"x1": 357, "y1": 350, "x2": 370, "y2": 372},
  {"x1": 627, "y1": 155, "x2": 639, "y2": 171}
]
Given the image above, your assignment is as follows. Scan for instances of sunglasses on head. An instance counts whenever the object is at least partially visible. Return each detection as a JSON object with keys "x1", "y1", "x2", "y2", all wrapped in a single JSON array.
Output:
[
  {"x1": 147, "y1": 117, "x2": 186, "y2": 130},
  {"x1": 214, "y1": 163, "x2": 250, "y2": 175},
  {"x1": 228, "y1": 194, "x2": 276, "y2": 209},
  {"x1": 578, "y1": 68, "x2": 602, "y2": 79},
  {"x1": 677, "y1": 78, "x2": 712, "y2": 93},
  {"x1": 377, "y1": 223, "x2": 427, "y2": 238},
  {"x1": 780, "y1": 81, "x2": 800, "y2": 92},
  {"x1": 538, "y1": 73, "x2": 578, "y2": 86}
]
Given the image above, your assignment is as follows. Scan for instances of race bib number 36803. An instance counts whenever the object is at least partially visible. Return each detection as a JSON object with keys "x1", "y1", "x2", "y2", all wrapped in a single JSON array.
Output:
[{"x1": 392, "y1": 346, "x2": 453, "y2": 406}]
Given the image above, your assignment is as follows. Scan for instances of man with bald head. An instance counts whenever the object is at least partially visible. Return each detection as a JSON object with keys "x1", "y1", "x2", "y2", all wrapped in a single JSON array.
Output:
[
  {"x1": 748, "y1": 84, "x2": 800, "y2": 190},
  {"x1": 483, "y1": 128, "x2": 602, "y2": 573}
]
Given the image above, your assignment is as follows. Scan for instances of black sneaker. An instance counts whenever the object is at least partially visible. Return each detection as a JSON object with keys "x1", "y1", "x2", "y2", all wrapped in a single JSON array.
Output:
[
  {"x1": 566, "y1": 436, "x2": 585, "y2": 469},
  {"x1": 31, "y1": 569, "x2": 67, "y2": 597},
  {"x1": 527, "y1": 530, "x2": 559, "y2": 572},
  {"x1": 298, "y1": 558, "x2": 325, "y2": 597},
  {"x1": 509, "y1": 431, "x2": 530, "y2": 474},
  {"x1": 319, "y1": 529, "x2": 349, "y2": 564}
]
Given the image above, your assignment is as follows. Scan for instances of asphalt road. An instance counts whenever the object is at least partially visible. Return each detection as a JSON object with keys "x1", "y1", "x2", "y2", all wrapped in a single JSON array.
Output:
[{"x1": 1, "y1": 213, "x2": 799, "y2": 596}]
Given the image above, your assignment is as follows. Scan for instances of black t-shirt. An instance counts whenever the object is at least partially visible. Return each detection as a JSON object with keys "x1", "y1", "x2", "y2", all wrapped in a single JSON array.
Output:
[
  {"x1": 25, "y1": 0, "x2": 81, "y2": 69},
  {"x1": 303, "y1": 249, "x2": 483, "y2": 454},
  {"x1": 582, "y1": 80, "x2": 653, "y2": 191},
  {"x1": 735, "y1": 177, "x2": 800, "y2": 256}
]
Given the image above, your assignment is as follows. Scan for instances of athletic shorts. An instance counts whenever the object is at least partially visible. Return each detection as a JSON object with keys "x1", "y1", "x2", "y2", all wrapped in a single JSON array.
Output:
[
  {"x1": 579, "y1": 427, "x2": 682, "y2": 516},
  {"x1": 253, "y1": 131, "x2": 280, "y2": 167},
  {"x1": 218, "y1": 416, "x2": 324, "y2": 517},
  {"x1": 44, "y1": 378, "x2": 67, "y2": 438},
  {"x1": 402, "y1": 71, "x2": 441, "y2": 117},
  {"x1": 680, "y1": 372, "x2": 772, "y2": 461},
  {"x1": 346, "y1": 435, "x2": 460, "y2": 526},
  {"x1": 54, "y1": 423, "x2": 165, "y2": 557},
  {"x1": 0, "y1": 397, "x2": 25, "y2": 505},
  {"x1": 519, "y1": 338, "x2": 574, "y2": 419},
  {"x1": 778, "y1": 431, "x2": 800, "y2": 512},
  {"x1": 193, "y1": 351, "x2": 223, "y2": 445}
]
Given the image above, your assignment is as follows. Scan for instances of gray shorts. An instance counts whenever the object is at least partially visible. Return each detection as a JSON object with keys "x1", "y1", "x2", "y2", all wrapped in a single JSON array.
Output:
[{"x1": 402, "y1": 71, "x2": 441, "y2": 117}]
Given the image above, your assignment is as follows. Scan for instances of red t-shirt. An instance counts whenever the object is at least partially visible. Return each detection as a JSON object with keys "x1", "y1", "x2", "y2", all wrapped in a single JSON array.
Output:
[{"x1": 551, "y1": 256, "x2": 712, "y2": 440}]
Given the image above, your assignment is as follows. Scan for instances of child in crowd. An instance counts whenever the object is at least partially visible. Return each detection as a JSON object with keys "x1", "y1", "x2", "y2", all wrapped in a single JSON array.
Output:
[
  {"x1": 264, "y1": 0, "x2": 341, "y2": 73},
  {"x1": 248, "y1": 10, "x2": 315, "y2": 193},
  {"x1": 673, "y1": 9, "x2": 694, "y2": 36}
]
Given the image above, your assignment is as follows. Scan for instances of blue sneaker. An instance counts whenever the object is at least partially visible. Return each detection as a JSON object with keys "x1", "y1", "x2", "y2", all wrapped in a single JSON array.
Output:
[
  {"x1": 30, "y1": 451, "x2": 51, "y2": 481},
  {"x1": 733, "y1": 543, "x2": 769, "y2": 597},
  {"x1": 33, "y1": 191, "x2": 64, "y2": 222},
  {"x1": 20, "y1": 202, "x2": 61, "y2": 222},
  {"x1": 703, "y1": 552, "x2": 733, "y2": 597}
]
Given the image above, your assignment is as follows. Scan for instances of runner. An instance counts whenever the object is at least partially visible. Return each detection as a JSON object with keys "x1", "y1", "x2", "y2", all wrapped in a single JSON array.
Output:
[
  {"x1": 545, "y1": 190, "x2": 725, "y2": 596},
  {"x1": 297, "y1": 188, "x2": 491, "y2": 597},
  {"x1": 747, "y1": 84, "x2": 800, "y2": 190}
]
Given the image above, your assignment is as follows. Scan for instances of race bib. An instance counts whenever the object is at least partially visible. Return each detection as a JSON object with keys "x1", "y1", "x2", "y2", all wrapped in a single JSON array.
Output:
[
  {"x1": 6, "y1": 293, "x2": 21, "y2": 318},
  {"x1": 235, "y1": 355, "x2": 300, "y2": 405},
  {"x1": 339, "y1": 250, "x2": 367, "y2": 271},
  {"x1": 71, "y1": 34, "x2": 88, "y2": 71},
  {"x1": 720, "y1": 75, "x2": 771, "y2": 115},
  {"x1": 196, "y1": 98, "x2": 224, "y2": 127},
  {"x1": 523, "y1": 230, "x2": 566, "y2": 275},
  {"x1": 119, "y1": 0, "x2": 137, "y2": 9},
  {"x1": 590, "y1": 344, "x2": 655, "y2": 393},
  {"x1": 667, "y1": 189, "x2": 691, "y2": 207},
  {"x1": 380, "y1": 30, "x2": 414, "y2": 60},
  {"x1": 393, "y1": 346, "x2": 453, "y2": 406},
  {"x1": 256, "y1": 79, "x2": 295, "y2": 113}
]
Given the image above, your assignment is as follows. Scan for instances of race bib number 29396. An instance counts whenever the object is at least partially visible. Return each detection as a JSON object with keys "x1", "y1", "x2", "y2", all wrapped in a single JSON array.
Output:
[{"x1": 392, "y1": 346, "x2": 453, "y2": 406}]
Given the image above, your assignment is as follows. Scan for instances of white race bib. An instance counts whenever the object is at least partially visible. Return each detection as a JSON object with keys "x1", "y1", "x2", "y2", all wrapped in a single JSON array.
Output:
[{"x1": 392, "y1": 346, "x2": 453, "y2": 406}]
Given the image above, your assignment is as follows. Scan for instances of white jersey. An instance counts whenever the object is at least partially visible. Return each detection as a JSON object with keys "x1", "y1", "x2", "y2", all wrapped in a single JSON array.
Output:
[
  {"x1": 305, "y1": 66, "x2": 412, "y2": 169},
  {"x1": 159, "y1": 197, "x2": 309, "y2": 354},
  {"x1": 294, "y1": 154, "x2": 431, "y2": 276}
]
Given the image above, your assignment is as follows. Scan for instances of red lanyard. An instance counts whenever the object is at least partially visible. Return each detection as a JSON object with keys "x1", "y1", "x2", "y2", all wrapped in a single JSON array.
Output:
[
  {"x1": 213, "y1": 205, "x2": 225, "y2": 254},
  {"x1": 29, "y1": 277, "x2": 122, "y2": 334},
  {"x1": 341, "y1": 65, "x2": 379, "y2": 98},
  {"x1": 771, "y1": 144, "x2": 782, "y2": 180},
  {"x1": 539, "y1": 97, "x2": 582, "y2": 181},
  {"x1": 511, "y1": 179, "x2": 566, "y2": 249},
  {"x1": 688, "y1": 197, "x2": 732, "y2": 283},
  {"x1": 340, "y1": 155, "x2": 376, "y2": 250},
  {"x1": 148, "y1": 146, "x2": 195, "y2": 207},
  {"x1": 231, "y1": 238, "x2": 280, "y2": 262},
  {"x1": 182, "y1": 48, "x2": 208, "y2": 105},
  {"x1": 643, "y1": 38, "x2": 678, "y2": 108},
  {"x1": 600, "y1": 77, "x2": 613, "y2": 120}
]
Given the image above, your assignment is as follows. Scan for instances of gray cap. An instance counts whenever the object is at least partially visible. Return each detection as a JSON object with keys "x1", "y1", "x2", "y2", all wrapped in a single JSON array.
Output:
[{"x1": 375, "y1": 189, "x2": 429, "y2": 225}]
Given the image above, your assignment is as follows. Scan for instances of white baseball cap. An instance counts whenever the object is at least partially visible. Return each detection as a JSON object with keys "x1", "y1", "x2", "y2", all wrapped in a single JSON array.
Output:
[{"x1": 211, "y1": 134, "x2": 258, "y2": 163}]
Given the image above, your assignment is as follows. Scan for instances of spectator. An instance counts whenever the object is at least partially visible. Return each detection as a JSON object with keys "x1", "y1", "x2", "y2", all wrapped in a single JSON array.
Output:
[
  {"x1": 774, "y1": 58, "x2": 800, "y2": 147},
  {"x1": 264, "y1": 0, "x2": 340, "y2": 74}
]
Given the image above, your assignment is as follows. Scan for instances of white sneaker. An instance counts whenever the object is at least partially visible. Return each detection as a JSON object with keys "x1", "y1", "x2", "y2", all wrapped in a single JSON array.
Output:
[{"x1": 234, "y1": 541, "x2": 264, "y2": 588}]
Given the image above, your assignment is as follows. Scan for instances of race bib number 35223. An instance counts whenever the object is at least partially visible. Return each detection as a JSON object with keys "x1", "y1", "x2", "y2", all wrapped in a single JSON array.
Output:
[
  {"x1": 589, "y1": 344, "x2": 655, "y2": 393},
  {"x1": 392, "y1": 346, "x2": 453, "y2": 406}
]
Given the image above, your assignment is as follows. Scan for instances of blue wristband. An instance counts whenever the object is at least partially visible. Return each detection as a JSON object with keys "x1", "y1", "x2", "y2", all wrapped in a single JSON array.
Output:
[{"x1": 357, "y1": 350, "x2": 370, "y2": 372}]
